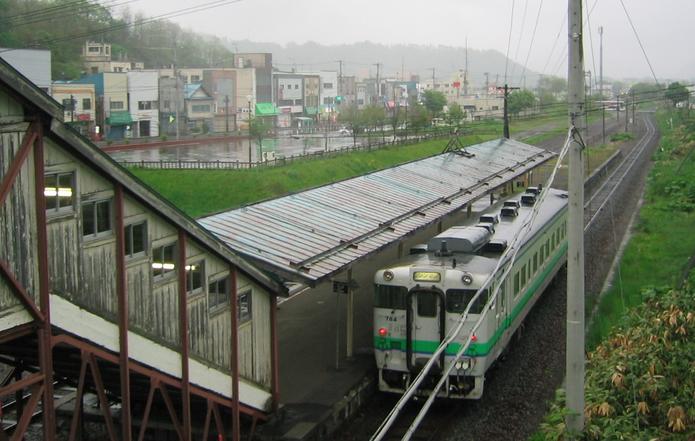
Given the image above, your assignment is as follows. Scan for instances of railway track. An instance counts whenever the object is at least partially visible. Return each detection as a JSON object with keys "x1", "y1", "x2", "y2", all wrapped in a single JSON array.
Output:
[
  {"x1": 337, "y1": 112, "x2": 661, "y2": 441},
  {"x1": 584, "y1": 112, "x2": 656, "y2": 229}
]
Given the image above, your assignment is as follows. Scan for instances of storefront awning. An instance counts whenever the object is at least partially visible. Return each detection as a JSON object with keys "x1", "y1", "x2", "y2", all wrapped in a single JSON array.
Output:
[
  {"x1": 255, "y1": 102, "x2": 279, "y2": 116},
  {"x1": 106, "y1": 111, "x2": 133, "y2": 125}
]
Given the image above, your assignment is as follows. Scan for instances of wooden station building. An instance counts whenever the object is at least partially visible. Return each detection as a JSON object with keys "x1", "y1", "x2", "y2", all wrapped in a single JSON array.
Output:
[{"x1": 0, "y1": 58, "x2": 286, "y2": 440}]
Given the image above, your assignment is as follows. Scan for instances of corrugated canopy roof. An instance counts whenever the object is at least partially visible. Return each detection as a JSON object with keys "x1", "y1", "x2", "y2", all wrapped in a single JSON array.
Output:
[{"x1": 199, "y1": 138, "x2": 554, "y2": 285}]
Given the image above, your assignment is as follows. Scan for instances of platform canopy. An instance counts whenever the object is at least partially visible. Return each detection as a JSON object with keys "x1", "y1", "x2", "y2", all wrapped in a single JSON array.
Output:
[{"x1": 199, "y1": 138, "x2": 554, "y2": 285}]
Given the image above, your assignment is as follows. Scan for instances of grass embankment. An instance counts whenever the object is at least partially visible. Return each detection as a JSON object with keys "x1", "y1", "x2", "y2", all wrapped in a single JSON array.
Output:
[
  {"x1": 533, "y1": 108, "x2": 695, "y2": 440},
  {"x1": 588, "y1": 110, "x2": 695, "y2": 347},
  {"x1": 131, "y1": 135, "x2": 493, "y2": 218}
]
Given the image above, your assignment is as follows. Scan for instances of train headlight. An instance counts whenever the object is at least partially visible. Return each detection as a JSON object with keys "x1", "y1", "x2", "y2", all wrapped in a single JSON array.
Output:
[
  {"x1": 455, "y1": 358, "x2": 473, "y2": 371},
  {"x1": 383, "y1": 270, "x2": 394, "y2": 281},
  {"x1": 378, "y1": 327, "x2": 388, "y2": 337},
  {"x1": 461, "y1": 273, "x2": 473, "y2": 285}
]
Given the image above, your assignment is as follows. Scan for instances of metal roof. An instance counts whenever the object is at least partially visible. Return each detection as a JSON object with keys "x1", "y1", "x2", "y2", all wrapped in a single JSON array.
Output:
[{"x1": 199, "y1": 138, "x2": 554, "y2": 285}]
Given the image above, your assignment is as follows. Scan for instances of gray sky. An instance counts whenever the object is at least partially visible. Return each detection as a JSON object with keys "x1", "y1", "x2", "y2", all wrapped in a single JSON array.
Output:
[{"x1": 128, "y1": 0, "x2": 694, "y2": 81}]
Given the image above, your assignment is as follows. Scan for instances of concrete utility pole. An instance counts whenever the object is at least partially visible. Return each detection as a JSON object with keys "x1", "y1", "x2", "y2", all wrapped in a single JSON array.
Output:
[
  {"x1": 224, "y1": 95, "x2": 229, "y2": 133},
  {"x1": 497, "y1": 84, "x2": 519, "y2": 139},
  {"x1": 599, "y1": 26, "x2": 605, "y2": 145},
  {"x1": 430, "y1": 67, "x2": 436, "y2": 92},
  {"x1": 464, "y1": 37, "x2": 469, "y2": 95},
  {"x1": 337, "y1": 60, "x2": 343, "y2": 103},
  {"x1": 566, "y1": 0, "x2": 586, "y2": 436},
  {"x1": 585, "y1": 70, "x2": 591, "y2": 140},
  {"x1": 374, "y1": 63, "x2": 381, "y2": 105}
]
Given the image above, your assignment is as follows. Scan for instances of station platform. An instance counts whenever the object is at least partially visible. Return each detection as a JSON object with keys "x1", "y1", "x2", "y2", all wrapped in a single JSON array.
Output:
[{"x1": 255, "y1": 198, "x2": 502, "y2": 441}]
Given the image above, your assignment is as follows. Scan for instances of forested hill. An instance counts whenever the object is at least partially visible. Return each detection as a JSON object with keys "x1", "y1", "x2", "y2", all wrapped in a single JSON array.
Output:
[{"x1": 0, "y1": 0, "x2": 234, "y2": 80}]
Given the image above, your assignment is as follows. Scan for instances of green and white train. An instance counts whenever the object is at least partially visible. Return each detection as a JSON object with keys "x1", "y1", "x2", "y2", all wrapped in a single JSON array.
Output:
[{"x1": 373, "y1": 187, "x2": 568, "y2": 399}]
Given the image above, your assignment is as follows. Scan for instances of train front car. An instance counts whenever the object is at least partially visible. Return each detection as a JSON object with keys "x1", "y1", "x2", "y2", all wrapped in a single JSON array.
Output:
[
  {"x1": 373, "y1": 187, "x2": 569, "y2": 400},
  {"x1": 373, "y1": 250, "x2": 496, "y2": 399}
]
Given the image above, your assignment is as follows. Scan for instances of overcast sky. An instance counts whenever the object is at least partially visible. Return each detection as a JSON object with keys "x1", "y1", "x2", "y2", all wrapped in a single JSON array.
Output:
[{"x1": 128, "y1": 0, "x2": 694, "y2": 81}]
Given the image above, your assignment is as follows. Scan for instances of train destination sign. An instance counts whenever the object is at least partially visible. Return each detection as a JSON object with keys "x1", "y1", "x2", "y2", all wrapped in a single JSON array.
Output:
[{"x1": 413, "y1": 271, "x2": 441, "y2": 282}]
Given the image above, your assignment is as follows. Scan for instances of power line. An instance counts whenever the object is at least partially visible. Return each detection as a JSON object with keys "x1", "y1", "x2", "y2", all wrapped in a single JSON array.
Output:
[
  {"x1": 617, "y1": 0, "x2": 659, "y2": 84},
  {"x1": 519, "y1": 0, "x2": 544, "y2": 88},
  {"x1": 1, "y1": 0, "x2": 141, "y2": 30},
  {"x1": 508, "y1": 0, "x2": 529, "y2": 84},
  {"x1": 541, "y1": 10, "x2": 566, "y2": 76},
  {"x1": 504, "y1": 0, "x2": 516, "y2": 83}
]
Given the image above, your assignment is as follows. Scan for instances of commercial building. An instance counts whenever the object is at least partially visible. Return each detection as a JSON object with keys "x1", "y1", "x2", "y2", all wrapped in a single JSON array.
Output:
[
  {"x1": 127, "y1": 70, "x2": 160, "y2": 137},
  {"x1": 51, "y1": 82, "x2": 96, "y2": 137}
]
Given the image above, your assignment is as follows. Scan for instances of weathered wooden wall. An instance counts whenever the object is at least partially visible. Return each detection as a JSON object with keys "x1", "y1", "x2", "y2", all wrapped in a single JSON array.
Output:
[{"x1": 0, "y1": 122, "x2": 39, "y2": 317}]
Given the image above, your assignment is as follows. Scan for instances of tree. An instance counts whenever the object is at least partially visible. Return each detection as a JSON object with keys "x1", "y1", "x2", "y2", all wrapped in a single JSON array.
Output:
[
  {"x1": 665, "y1": 82, "x2": 690, "y2": 107},
  {"x1": 507, "y1": 90, "x2": 536, "y2": 118},
  {"x1": 389, "y1": 106, "x2": 406, "y2": 140},
  {"x1": 249, "y1": 116, "x2": 272, "y2": 161},
  {"x1": 422, "y1": 90, "x2": 447, "y2": 117},
  {"x1": 407, "y1": 102, "x2": 430, "y2": 135},
  {"x1": 337, "y1": 104, "x2": 364, "y2": 147},
  {"x1": 446, "y1": 102, "x2": 465, "y2": 130},
  {"x1": 362, "y1": 104, "x2": 386, "y2": 144},
  {"x1": 537, "y1": 76, "x2": 567, "y2": 98},
  {"x1": 629, "y1": 82, "x2": 662, "y2": 104}
]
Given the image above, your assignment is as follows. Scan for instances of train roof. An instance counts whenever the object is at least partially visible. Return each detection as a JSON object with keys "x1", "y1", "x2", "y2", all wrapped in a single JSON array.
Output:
[{"x1": 384, "y1": 188, "x2": 568, "y2": 274}]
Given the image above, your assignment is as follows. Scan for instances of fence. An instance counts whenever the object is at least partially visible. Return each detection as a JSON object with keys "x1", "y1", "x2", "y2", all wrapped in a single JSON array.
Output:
[{"x1": 117, "y1": 133, "x2": 452, "y2": 170}]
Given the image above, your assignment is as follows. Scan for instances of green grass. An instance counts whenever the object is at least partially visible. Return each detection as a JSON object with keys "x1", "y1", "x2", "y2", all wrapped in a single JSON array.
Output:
[
  {"x1": 130, "y1": 134, "x2": 494, "y2": 218},
  {"x1": 586, "y1": 109, "x2": 695, "y2": 348}
]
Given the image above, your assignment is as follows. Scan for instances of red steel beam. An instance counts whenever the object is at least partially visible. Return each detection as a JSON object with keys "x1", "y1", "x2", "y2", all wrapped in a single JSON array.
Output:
[
  {"x1": 0, "y1": 259, "x2": 44, "y2": 322},
  {"x1": 0, "y1": 122, "x2": 37, "y2": 206},
  {"x1": 211, "y1": 402, "x2": 225, "y2": 440},
  {"x1": 49, "y1": 334, "x2": 270, "y2": 421},
  {"x1": 177, "y1": 229, "x2": 191, "y2": 441},
  {"x1": 270, "y1": 293, "x2": 279, "y2": 411},
  {"x1": 88, "y1": 354, "x2": 118, "y2": 441},
  {"x1": 159, "y1": 383, "x2": 184, "y2": 441},
  {"x1": 136, "y1": 380, "x2": 157, "y2": 441},
  {"x1": 32, "y1": 120, "x2": 56, "y2": 439},
  {"x1": 114, "y1": 184, "x2": 133, "y2": 441},
  {"x1": 0, "y1": 322, "x2": 34, "y2": 345},
  {"x1": 0, "y1": 373, "x2": 43, "y2": 398},
  {"x1": 201, "y1": 400, "x2": 213, "y2": 441},
  {"x1": 230, "y1": 267, "x2": 240, "y2": 441},
  {"x1": 68, "y1": 355, "x2": 89, "y2": 441},
  {"x1": 9, "y1": 383, "x2": 43, "y2": 441}
]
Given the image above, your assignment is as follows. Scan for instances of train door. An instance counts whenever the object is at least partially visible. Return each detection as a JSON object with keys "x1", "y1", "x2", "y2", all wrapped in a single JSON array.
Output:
[
  {"x1": 407, "y1": 289, "x2": 445, "y2": 371},
  {"x1": 496, "y1": 279, "x2": 509, "y2": 329}
]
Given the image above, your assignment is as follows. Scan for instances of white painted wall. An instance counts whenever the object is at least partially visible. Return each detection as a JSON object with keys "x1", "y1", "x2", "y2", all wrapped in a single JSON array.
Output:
[{"x1": 127, "y1": 70, "x2": 159, "y2": 137}]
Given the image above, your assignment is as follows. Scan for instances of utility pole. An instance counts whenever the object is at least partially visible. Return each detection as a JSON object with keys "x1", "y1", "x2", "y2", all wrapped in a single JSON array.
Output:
[
  {"x1": 337, "y1": 60, "x2": 343, "y2": 104},
  {"x1": 430, "y1": 67, "x2": 436, "y2": 92},
  {"x1": 567, "y1": 0, "x2": 586, "y2": 436},
  {"x1": 464, "y1": 37, "x2": 469, "y2": 95},
  {"x1": 173, "y1": 39, "x2": 180, "y2": 141},
  {"x1": 374, "y1": 63, "x2": 381, "y2": 105},
  {"x1": 617, "y1": 93, "x2": 620, "y2": 124},
  {"x1": 224, "y1": 95, "x2": 229, "y2": 133},
  {"x1": 70, "y1": 94, "x2": 75, "y2": 122},
  {"x1": 625, "y1": 93, "x2": 629, "y2": 132},
  {"x1": 599, "y1": 26, "x2": 605, "y2": 145},
  {"x1": 497, "y1": 84, "x2": 519, "y2": 139},
  {"x1": 585, "y1": 70, "x2": 591, "y2": 140},
  {"x1": 631, "y1": 89, "x2": 636, "y2": 125}
]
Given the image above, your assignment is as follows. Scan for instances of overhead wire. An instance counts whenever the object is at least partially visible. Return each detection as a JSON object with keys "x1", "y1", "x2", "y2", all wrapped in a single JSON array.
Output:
[
  {"x1": 504, "y1": 0, "x2": 516, "y2": 84},
  {"x1": 1, "y1": 0, "x2": 141, "y2": 30},
  {"x1": 508, "y1": 0, "x2": 529, "y2": 85},
  {"x1": 617, "y1": 0, "x2": 659, "y2": 84},
  {"x1": 519, "y1": 0, "x2": 544, "y2": 89}
]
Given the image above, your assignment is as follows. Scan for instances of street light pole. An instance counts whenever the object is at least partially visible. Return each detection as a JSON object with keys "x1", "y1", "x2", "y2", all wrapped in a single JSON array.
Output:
[{"x1": 247, "y1": 99, "x2": 252, "y2": 166}]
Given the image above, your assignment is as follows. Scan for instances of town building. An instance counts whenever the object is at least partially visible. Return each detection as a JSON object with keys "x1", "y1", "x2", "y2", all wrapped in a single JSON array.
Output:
[
  {"x1": 202, "y1": 70, "x2": 236, "y2": 133},
  {"x1": 127, "y1": 70, "x2": 160, "y2": 137},
  {"x1": 82, "y1": 41, "x2": 144, "y2": 74},
  {"x1": 76, "y1": 72, "x2": 131, "y2": 140},
  {"x1": 158, "y1": 76, "x2": 186, "y2": 136},
  {"x1": 184, "y1": 83, "x2": 214, "y2": 133},
  {"x1": 51, "y1": 82, "x2": 96, "y2": 137},
  {"x1": 233, "y1": 53, "x2": 273, "y2": 106},
  {"x1": 274, "y1": 72, "x2": 305, "y2": 128}
]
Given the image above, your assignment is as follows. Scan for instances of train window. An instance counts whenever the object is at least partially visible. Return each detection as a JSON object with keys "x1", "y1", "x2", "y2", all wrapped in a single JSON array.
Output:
[
  {"x1": 521, "y1": 264, "x2": 527, "y2": 287},
  {"x1": 533, "y1": 253, "x2": 538, "y2": 273},
  {"x1": 540, "y1": 246, "x2": 545, "y2": 262},
  {"x1": 375, "y1": 284, "x2": 408, "y2": 309},
  {"x1": 513, "y1": 272, "x2": 520, "y2": 296},
  {"x1": 499, "y1": 281, "x2": 506, "y2": 309},
  {"x1": 446, "y1": 289, "x2": 488, "y2": 314},
  {"x1": 417, "y1": 291, "x2": 438, "y2": 317}
]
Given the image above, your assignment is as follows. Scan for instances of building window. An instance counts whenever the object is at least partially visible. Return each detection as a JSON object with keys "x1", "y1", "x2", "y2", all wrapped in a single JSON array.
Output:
[
  {"x1": 186, "y1": 261, "x2": 204, "y2": 295},
  {"x1": 238, "y1": 290, "x2": 252, "y2": 324},
  {"x1": 44, "y1": 172, "x2": 75, "y2": 214},
  {"x1": 62, "y1": 98, "x2": 75, "y2": 110},
  {"x1": 152, "y1": 243, "x2": 176, "y2": 279},
  {"x1": 111, "y1": 101, "x2": 124, "y2": 110},
  {"x1": 323, "y1": 97, "x2": 334, "y2": 105},
  {"x1": 124, "y1": 221, "x2": 147, "y2": 258},
  {"x1": 163, "y1": 100, "x2": 170, "y2": 110},
  {"x1": 208, "y1": 277, "x2": 228, "y2": 310},
  {"x1": 82, "y1": 98, "x2": 91, "y2": 110},
  {"x1": 190, "y1": 75, "x2": 200, "y2": 82},
  {"x1": 82, "y1": 199, "x2": 112, "y2": 238},
  {"x1": 323, "y1": 82, "x2": 333, "y2": 89},
  {"x1": 90, "y1": 67, "x2": 99, "y2": 74},
  {"x1": 192, "y1": 104, "x2": 210, "y2": 113},
  {"x1": 138, "y1": 101, "x2": 153, "y2": 110},
  {"x1": 88, "y1": 46, "x2": 100, "y2": 53}
]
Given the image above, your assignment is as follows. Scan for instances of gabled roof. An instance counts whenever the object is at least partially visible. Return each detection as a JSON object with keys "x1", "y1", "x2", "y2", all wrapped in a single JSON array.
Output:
[
  {"x1": 199, "y1": 138, "x2": 555, "y2": 285},
  {"x1": 184, "y1": 83, "x2": 212, "y2": 100},
  {"x1": 0, "y1": 57, "x2": 286, "y2": 296}
]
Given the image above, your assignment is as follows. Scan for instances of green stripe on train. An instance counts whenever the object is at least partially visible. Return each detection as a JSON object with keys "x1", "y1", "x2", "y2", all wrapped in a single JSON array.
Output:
[{"x1": 374, "y1": 241, "x2": 568, "y2": 357}]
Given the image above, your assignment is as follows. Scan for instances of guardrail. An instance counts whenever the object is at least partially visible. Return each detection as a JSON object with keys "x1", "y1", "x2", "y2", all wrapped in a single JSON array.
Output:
[{"x1": 118, "y1": 133, "x2": 453, "y2": 170}]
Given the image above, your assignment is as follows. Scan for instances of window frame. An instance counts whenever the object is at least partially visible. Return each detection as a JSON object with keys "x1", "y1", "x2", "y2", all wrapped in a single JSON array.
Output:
[
  {"x1": 82, "y1": 198, "x2": 113, "y2": 239},
  {"x1": 208, "y1": 276, "x2": 229, "y2": 311},
  {"x1": 237, "y1": 290, "x2": 252, "y2": 325},
  {"x1": 44, "y1": 171, "x2": 76, "y2": 215},
  {"x1": 124, "y1": 220, "x2": 147, "y2": 259},
  {"x1": 186, "y1": 260, "x2": 205, "y2": 296},
  {"x1": 152, "y1": 242, "x2": 177, "y2": 281}
]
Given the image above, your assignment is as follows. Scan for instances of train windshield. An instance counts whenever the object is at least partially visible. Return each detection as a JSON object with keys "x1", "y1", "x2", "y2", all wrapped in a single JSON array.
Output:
[
  {"x1": 375, "y1": 284, "x2": 408, "y2": 309},
  {"x1": 446, "y1": 289, "x2": 489, "y2": 314}
]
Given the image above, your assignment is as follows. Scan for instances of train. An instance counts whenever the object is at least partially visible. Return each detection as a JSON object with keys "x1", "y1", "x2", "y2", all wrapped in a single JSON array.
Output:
[{"x1": 373, "y1": 187, "x2": 568, "y2": 399}]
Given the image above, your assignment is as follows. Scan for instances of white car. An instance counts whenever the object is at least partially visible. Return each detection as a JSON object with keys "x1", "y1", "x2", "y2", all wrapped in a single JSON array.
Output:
[{"x1": 338, "y1": 128, "x2": 351, "y2": 135}]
